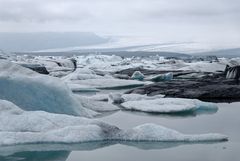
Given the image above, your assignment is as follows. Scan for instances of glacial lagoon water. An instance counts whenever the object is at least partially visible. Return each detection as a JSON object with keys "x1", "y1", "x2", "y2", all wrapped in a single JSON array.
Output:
[{"x1": 0, "y1": 102, "x2": 239, "y2": 161}]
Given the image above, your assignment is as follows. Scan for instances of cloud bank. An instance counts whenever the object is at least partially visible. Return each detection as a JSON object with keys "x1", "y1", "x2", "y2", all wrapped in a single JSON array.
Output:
[{"x1": 0, "y1": 0, "x2": 239, "y2": 44}]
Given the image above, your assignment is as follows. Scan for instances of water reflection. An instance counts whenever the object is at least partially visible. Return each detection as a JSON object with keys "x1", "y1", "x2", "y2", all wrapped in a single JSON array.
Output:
[
  {"x1": 121, "y1": 107, "x2": 218, "y2": 118},
  {"x1": 0, "y1": 140, "x2": 225, "y2": 161},
  {"x1": 0, "y1": 151, "x2": 70, "y2": 161}
]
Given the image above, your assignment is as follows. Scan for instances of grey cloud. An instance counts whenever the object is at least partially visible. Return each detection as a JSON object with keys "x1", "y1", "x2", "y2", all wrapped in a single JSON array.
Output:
[
  {"x1": 0, "y1": 0, "x2": 239, "y2": 45},
  {"x1": 0, "y1": 0, "x2": 239, "y2": 22}
]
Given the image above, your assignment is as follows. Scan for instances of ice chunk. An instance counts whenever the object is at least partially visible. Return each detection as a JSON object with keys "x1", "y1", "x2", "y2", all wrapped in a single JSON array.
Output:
[
  {"x1": 64, "y1": 73, "x2": 103, "y2": 81},
  {"x1": 120, "y1": 123, "x2": 228, "y2": 142},
  {"x1": 131, "y1": 71, "x2": 144, "y2": 81},
  {"x1": 147, "y1": 72, "x2": 173, "y2": 82},
  {"x1": 121, "y1": 98, "x2": 218, "y2": 113},
  {"x1": 108, "y1": 93, "x2": 124, "y2": 104},
  {"x1": 0, "y1": 99, "x2": 120, "y2": 145},
  {"x1": 0, "y1": 100, "x2": 227, "y2": 145},
  {"x1": 21, "y1": 57, "x2": 77, "y2": 77},
  {"x1": 0, "y1": 60, "x2": 95, "y2": 117}
]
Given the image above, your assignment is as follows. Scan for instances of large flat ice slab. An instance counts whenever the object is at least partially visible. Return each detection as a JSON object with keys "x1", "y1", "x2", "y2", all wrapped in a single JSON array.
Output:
[
  {"x1": 120, "y1": 123, "x2": 227, "y2": 142},
  {"x1": 121, "y1": 98, "x2": 218, "y2": 113}
]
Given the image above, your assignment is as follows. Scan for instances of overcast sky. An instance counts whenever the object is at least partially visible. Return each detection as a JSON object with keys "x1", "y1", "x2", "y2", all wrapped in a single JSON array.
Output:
[{"x1": 0, "y1": 0, "x2": 240, "y2": 45}]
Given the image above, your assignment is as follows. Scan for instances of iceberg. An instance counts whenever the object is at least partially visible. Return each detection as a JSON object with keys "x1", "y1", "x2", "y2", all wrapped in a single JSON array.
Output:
[
  {"x1": 147, "y1": 72, "x2": 173, "y2": 82},
  {"x1": 0, "y1": 60, "x2": 95, "y2": 117},
  {"x1": 0, "y1": 100, "x2": 227, "y2": 146},
  {"x1": 0, "y1": 99, "x2": 120, "y2": 145},
  {"x1": 131, "y1": 71, "x2": 144, "y2": 81},
  {"x1": 121, "y1": 98, "x2": 218, "y2": 113},
  {"x1": 120, "y1": 123, "x2": 227, "y2": 142}
]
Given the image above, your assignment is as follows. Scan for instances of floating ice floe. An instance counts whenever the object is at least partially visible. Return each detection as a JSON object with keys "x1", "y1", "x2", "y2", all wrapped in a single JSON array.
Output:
[
  {"x1": 0, "y1": 60, "x2": 96, "y2": 117},
  {"x1": 0, "y1": 100, "x2": 227, "y2": 146},
  {"x1": 0, "y1": 99, "x2": 118, "y2": 145},
  {"x1": 64, "y1": 73, "x2": 103, "y2": 81},
  {"x1": 121, "y1": 94, "x2": 165, "y2": 102},
  {"x1": 120, "y1": 123, "x2": 227, "y2": 142},
  {"x1": 70, "y1": 78, "x2": 145, "y2": 90},
  {"x1": 121, "y1": 98, "x2": 218, "y2": 113}
]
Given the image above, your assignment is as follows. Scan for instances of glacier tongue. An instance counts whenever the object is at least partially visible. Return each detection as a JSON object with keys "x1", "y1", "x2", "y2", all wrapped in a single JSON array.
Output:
[
  {"x1": 0, "y1": 60, "x2": 96, "y2": 117},
  {"x1": 0, "y1": 99, "x2": 227, "y2": 146}
]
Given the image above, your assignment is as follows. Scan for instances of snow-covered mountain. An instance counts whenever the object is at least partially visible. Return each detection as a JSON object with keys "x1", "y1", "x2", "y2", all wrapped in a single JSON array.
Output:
[
  {"x1": 0, "y1": 32, "x2": 108, "y2": 52},
  {"x1": 1, "y1": 34, "x2": 239, "y2": 57}
]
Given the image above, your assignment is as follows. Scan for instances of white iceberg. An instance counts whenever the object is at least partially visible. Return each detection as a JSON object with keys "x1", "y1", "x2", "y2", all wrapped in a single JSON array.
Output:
[
  {"x1": 0, "y1": 99, "x2": 120, "y2": 145},
  {"x1": 121, "y1": 98, "x2": 218, "y2": 113},
  {"x1": 0, "y1": 60, "x2": 95, "y2": 117},
  {"x1": 147, "y1": 72, "x2": 173, "y2": 82},
  {"x1": 120, "y1": 123, "x2": 227, "y2": 142},
  {"x1": 0, "y1": 100, "x2": 227, "y2": 146},
  {"x1": 121, "y1": 94, "x2": 165, "y2": 102},
  {"x1": 64, "y1": 73, "x2": 103, "y2": 81}
]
